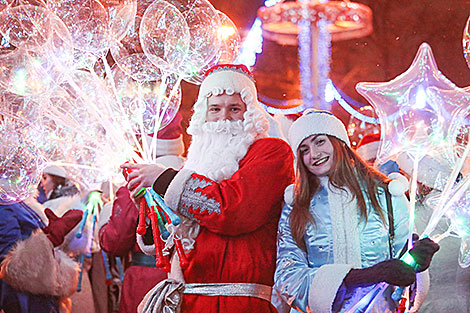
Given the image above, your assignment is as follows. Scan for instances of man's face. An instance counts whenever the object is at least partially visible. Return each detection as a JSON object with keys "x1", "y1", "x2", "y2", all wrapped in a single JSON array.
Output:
[{"x1": 206, "y1": 93, "x2": 246, "y2": 122}]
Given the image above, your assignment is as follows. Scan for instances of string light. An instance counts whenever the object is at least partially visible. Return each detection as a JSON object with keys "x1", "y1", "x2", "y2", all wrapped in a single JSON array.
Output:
[{"x1": 236, "y1": 0, "x2": 376, "y2": 124}]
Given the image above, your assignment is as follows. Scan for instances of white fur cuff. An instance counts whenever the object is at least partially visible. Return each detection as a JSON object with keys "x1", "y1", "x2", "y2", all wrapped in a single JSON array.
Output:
[
  {"x1": 388, "y1": 172, "x2": 409, "y2": 196},
  {"x1": 0, "y1": 230, "x2": 79, "y2": 297},
  {"x1": 308, "y1": 264, "x2": 353, "y2": 313},
  {"x1": 164, "y1": 168, "x2": 195, "y2": 211},
  {"x1": 283, "y1": 184, "x2": 294, "y2": 206}
]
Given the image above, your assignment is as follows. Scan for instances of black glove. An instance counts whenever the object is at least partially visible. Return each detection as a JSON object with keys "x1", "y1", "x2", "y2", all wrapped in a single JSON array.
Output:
[
  {"x1": 409, "y1": 237, "x2": 440, "y2": 272},
  {"x1": 343, "y1": 259, "x2": 416, "y2": 290}
]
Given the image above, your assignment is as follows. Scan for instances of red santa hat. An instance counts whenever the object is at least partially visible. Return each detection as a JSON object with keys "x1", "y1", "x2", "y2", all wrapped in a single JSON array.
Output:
[
  {"x1": 147, "y1": 113, "x2": 185, "y2": 157},
  {"x1": 187, "y1": 63, "x2": 269, "y2": 137},
  {"x1": 356, "y1": 132, "x2": 381, "y2": 162}
]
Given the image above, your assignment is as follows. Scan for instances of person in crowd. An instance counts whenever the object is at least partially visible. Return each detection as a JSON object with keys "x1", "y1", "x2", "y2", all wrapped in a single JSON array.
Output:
[
  {"x1": 41, "y1": 165, "x2": 80, "y2": 201},
  {"x1": 275, "y1": 110, "x2": 439, "y2": 313},
  {"x1": 99, "y1": 113, "x2": 185, "y2": 313},
  {"x1": 0, "y1": 199, "x2": 82, "y2": 312},
  {"x1": 122, "y1": 64, "x2": 295, "y2": 313}
]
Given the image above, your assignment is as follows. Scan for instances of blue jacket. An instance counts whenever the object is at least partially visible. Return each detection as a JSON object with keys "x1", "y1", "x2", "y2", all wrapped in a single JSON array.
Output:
[
  {"x1": 0, "y1": 201, "x2": 59, "y2": 313},
  {"x1": 274, "y1": 181, "x2": 409, "y2": 313}
]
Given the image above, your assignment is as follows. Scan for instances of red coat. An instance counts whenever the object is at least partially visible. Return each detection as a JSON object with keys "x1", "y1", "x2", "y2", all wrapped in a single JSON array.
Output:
[
  {"x1": 99, "y1": 187, "x2": 166, "y2": 313},
  {"x1": 166, "y1": 138, "x2": 294, "y2": 313}
]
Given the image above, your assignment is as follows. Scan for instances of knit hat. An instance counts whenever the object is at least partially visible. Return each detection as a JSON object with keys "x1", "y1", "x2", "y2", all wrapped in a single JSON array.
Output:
[
  {"x1": 288, "y1": 109, "x2": 350, "y2": 157},
  {"x1": 356, "y1": 132, "x2": 381, "y2": 162},
  {"x1": 43, "y1": 165, "x2": 67, "y2": 179}
]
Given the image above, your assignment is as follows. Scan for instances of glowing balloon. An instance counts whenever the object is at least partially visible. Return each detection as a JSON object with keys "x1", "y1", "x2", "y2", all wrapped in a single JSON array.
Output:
[
  {"x1": 0, "y1": 114, "x2": 46, "y2": 203},
  {"x1": 112, "y1": 64, "x2": 182, "y2": 135},
  {"x1": 139, "y1": 0, "x2": 190, "y2": 74},
  {"x1": 0, "y1": 5, "x2": 52, "y2": 51},
  {"x1": 463, "y1": 15, "x2": 470, "y2": 69},
  {"x1": 459, "y1": 235, "x2": 470, "y2": 268},
  {"x1": 357, "y1": 42, "x2": 467, "y2": 164},
  {"x1": 184, "y1": 10, "x2": 240, "y2": 85},
  {"x1": 111, "y1": 0, "x2": 161, "y2": 81},
  {"x1": 172, "y1": 1, "x2": 221, "y2": 77}
]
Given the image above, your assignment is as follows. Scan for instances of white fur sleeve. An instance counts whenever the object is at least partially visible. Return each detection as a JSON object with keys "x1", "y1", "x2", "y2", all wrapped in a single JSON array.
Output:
[{"x1": 0, "y1": 230, "x2": 79, "y2": 298}]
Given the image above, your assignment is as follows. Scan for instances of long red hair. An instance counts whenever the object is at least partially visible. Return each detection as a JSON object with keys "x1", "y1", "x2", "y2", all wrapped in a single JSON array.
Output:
[{"x1": 289, "y1": 135, "x2": 388, "y2": 251}]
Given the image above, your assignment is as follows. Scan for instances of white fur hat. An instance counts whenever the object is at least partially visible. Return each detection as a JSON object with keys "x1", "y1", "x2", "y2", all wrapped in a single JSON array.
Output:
[
  {"x1": 288, "y1": 109, "x2": 350, "y2": 157},
  {"x1": 197, "y1": 64, "x2": 257, "y2": 102},
  {"x1": 43, "y1": 165, "x2": 67, "y2": 179}
]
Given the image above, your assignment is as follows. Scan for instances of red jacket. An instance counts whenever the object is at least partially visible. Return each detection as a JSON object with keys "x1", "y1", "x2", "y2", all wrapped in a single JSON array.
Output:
[
  {"x1": 99, "y1": 187, "x2": 166, "y2": 313},
  {"x1": 165, "y1": 138, "x2": 295, "y2": 313}
]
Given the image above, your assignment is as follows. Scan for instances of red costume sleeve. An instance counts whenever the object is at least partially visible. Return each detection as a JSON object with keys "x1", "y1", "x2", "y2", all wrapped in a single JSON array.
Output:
[
  {"x1": 99, "y1": 186, "x2": 138, "y2": 256},
  {"x1": 178, "y1": 138, "x2": 294, "y2": 236}
]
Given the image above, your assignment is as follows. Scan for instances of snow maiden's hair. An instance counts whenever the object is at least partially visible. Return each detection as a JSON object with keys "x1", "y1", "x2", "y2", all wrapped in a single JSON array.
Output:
[{"x1": 287, "y1": 111, "x2": 388, "y2": 251}]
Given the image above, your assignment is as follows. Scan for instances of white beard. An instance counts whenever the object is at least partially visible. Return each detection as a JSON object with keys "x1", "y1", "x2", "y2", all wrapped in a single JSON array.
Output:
[{"x1": 183, "y1": 120, "x2": 257, "y2": 182}]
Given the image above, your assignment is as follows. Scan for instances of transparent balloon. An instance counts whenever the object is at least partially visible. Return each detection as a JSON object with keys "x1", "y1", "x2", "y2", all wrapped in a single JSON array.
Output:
[
  {"x1": 112, "y1": 63, "x2": 182, "y2": 136},
  {"x1": 356, "y1": 43, "x2": 467, "y2": 164},
  {"x1": 459, "y1": 235, "x2": 470, "y2": 268},
  {"x1": 0, "y1": 50, "x2": 57, "y2": 96},
  {"x1": 139, "y1": 0, "x2": 190, "y2": 74},
  {"x1": 0, "y1": 114, "x2": 46, "y2": 203},
  {"x1": 48, "y1": 0, "x2": 136, "y2": 54},
  {"x1": 184, "y1": 10, "x2": 240, "y2": 85},
  {"x1": 173, "y1": 2, "x2": 221, "y2": 77},
  {"x1": 0, "y1": 5, "x2": 52, "y2": 52},
  {"x1": 111, "y1": 0, "x2": 161, "y2": 82},
  {"x1": 463, "y1": 15, "x2": 470, "y2": 70}
]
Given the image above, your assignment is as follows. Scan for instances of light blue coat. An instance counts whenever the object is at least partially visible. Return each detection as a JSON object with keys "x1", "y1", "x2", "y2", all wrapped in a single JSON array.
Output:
[{"x1": 274, "y1": 181, "x2": 409, "y2": 313}]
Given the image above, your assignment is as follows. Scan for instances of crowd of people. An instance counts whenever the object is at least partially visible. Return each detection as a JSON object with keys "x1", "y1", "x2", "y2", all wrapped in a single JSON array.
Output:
[{"x1": 1, "y1": 63, "x2": 459, "y2": 313}]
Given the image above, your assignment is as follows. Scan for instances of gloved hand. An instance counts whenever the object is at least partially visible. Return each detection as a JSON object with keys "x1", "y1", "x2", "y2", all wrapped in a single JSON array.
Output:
[
  {"x1": 43, "y1": 208, "x2": 83, "y2": 247},
  {"x1": 343, "y1": 259, "x2": 416, "y2": 290},
  {"x1": 409, "y1": 237, "x2": 440, "y2": 272}
]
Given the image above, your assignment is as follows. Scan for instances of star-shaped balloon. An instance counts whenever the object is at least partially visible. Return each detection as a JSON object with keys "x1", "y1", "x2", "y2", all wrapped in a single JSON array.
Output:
[{"x1": 356, "y1": 42, "x2": 468, "y2": 164}]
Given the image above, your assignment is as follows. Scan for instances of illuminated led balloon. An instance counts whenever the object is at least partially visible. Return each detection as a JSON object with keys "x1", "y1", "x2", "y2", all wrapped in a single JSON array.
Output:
[
  {"x1": 0, "y1": 0, "x2": 14, "y2": 12},
  {"x1": 172, "y1": 1, "x2": 221, "y2": 77},
  {"x1": 0, "y1": 50, "x2": 57, "y2": 96},
  {"x1": 48, "y1": 0, "x2": 136, "y2": 54},
  {"x1": 139, "y1": 0, "x2": 190, "y2": 74},
  {"x1": 0, "y1": 114, "x2": 46, "y2": 203},
  {"x1": 463, "y1": 15, "x2": 470, "y2": 69},
  {"x1": 111, "y1": 0, "x2": 161, "y2": 81},
  {"x1": 112, "y1": 64, "x2": 181, "y2": 135},
  {"x1": 459, "y1": 235, "x2": 470, "y2": 268},
  {"x1": 184, "y1": 10, "x2": 240, "y2": 85},
  {"x1": 356, "y1": 43, "x2": 466, "y2": 164},
  {"x1": 0, "y1": 5, "x2": 52, "y2": 51}
]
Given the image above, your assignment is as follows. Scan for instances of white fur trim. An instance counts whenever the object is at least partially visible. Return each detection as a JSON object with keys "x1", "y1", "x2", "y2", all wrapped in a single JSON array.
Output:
[
  {"x1": 155, "y1": 135, "x2": 185, "y2": 157},
  {"x1": 23, "y1": 196, "x2": 47, "y2": 223},
  {"x1": 0, "y1": 230, "x2": 79, "y2": 297},
  {"x1": 308, "y1": 264, "x2": 353, "y2": 312},
  {"x1": 136, "y1": 233, "x2": 156, "y2": 256},
  {"x1": 164, "y1": 168, "x2": 195, "y2": 211},
  {"x1": 288, "y1": 110, "x2": 350, "y2": 157},
  {"x1": 155, "y1": 155, "x2": 185, "y2": 170},
  {"x1": 198, "y1": 67, "x2": 257, "y2": 103},
  {"x1": 388, "y1": 172, "x2": 409, "y2": 196},
  {"x1": 356, "y1": 141, "x2": 380, "y2": 161},
  {"x1": 408, "y1": 270, "x2": 430, "y2": 313},
  {"x1": 283, "y1": 184, "x2": 294, "y2": 206}
]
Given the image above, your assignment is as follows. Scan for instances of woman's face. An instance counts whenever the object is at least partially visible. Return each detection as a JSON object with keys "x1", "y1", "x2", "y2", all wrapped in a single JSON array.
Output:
[
  {"x1": 299, "y1": 134, "x2": 335, "y2": 177},
  {"x1": 40, "y1": 173, "x2": 55, "y2": 196}
]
